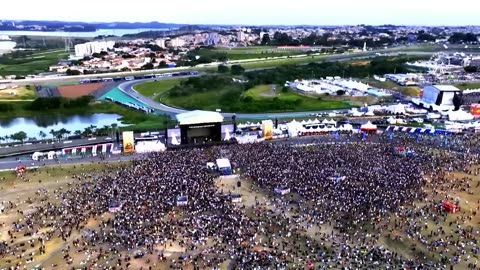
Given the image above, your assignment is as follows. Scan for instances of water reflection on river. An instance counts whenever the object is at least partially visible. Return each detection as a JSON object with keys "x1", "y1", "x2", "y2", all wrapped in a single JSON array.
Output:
[{"x1": 0, "y1": 113, "x2": 124, "y2": 138}]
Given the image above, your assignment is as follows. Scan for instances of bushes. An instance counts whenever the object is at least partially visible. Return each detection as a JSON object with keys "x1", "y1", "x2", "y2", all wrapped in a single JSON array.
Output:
[
  {"x1": 0, "y1": 103, "x2": 14, "y2": 112},
  {"x1": 27, "y1": 95, "x2": 94, "y2": 111}
]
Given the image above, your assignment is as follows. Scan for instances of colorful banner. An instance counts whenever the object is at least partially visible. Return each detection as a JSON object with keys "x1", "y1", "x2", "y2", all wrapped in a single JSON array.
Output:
[
  {"x1": 262, "y1": 120, "x2": 273, "y2": 140},
  {"x1": 122, "y1": 131, "x2": 135, "y2": 153}
]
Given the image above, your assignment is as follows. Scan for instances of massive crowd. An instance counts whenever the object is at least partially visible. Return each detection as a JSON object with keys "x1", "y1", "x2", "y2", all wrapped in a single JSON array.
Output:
[{"x1": 1, "y1": 133, "x2": 480, "y2": 269}]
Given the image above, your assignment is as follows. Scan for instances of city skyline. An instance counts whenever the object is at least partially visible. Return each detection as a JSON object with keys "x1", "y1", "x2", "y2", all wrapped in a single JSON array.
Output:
[{"x1": 2, "y1": 0, "x2": 479, "y2": 26}]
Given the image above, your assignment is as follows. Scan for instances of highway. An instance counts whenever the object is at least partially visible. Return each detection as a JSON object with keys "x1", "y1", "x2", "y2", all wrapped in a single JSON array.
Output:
[{"x1": 0, "y1": 49, "x2": 434, "y2": 86}]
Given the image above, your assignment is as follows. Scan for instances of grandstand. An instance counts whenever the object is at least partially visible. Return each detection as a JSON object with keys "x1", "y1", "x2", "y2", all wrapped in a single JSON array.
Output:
[
  {"x1": 99, "y1": 87, "x2": 153, "y2": 113},
  {"x1": 35, "y1": 85, "x2": 60, "y2": 97}
]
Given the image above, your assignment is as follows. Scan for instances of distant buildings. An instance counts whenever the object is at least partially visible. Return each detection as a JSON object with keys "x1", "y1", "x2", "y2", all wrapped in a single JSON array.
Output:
[
  {"x1": 237, "y1": 31, "x2": 246, "y2": 42},
  {"x1": 74, "y1": 41, "x2": 115, "y2": 57},
  {"x1": 169, "y1": 38, "x2": 186, "y2": 48},
  {"x1": 155, "y1": 39, "x2": 166, "y2": 48}
]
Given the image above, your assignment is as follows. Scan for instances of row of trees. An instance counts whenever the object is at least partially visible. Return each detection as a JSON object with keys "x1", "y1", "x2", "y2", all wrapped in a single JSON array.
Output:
[
  {"x1": 0, "y1": 124, "x2": 119, "y2": 145},
  {"x1": 260, "y1": 31, "x2": 479, "y2": 47},
  {"x1": 217, "y1": 64, "x2": 245, "y2": 75}
]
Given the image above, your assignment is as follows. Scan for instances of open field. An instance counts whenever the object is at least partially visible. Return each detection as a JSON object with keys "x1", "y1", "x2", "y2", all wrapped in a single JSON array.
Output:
[
  {"x1": 0, "y1": 49, "x2": 68, "y2": 76},
  {"x1": 212, "y1": 47, "x2": 311, "y2": 61},
  {"x1": 455, "y1": 82, "x2": 480, "y2": 90},
  {"x1": 133, "y1": 78, "x2": 184, "y2": 98},
  {"x1": 162, "y1": 85, "x2": 352, "y2": 113},
  {"x1": 242, "y1": 84, "x2": 276, "y2": 97},
  {"x1": 0, "y1": 85, "x2": 36, "y2": 100}
]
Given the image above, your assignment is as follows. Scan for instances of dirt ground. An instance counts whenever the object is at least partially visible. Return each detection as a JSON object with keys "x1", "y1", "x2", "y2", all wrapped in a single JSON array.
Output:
[{"x1": 57, "y1": 83, "x2": 104, "y2": 98}]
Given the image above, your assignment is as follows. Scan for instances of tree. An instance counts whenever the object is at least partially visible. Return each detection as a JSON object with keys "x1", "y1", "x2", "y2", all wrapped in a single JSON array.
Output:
[
  {"x1": 261, "y1": 34, "x2": 271, "y2": 45},
  {"x1": 74, "y1": 130, "x2": 82, "y2": 136},
  {"x1": 231, "y1": 65, "x2": 245, "y2": 75},
  {"x1": 66, "y1": 69, "x2": 82, "y2": 76},
  {"x1": 281, "y1": 86, "x2": 289, "y2": 93},
  {"x1": 464, "y1": 66, "x2": 478, "y2": 73},
  {"x1": 159, "y1": 61, "x2": 168, "y2": 68},
  {"x1": 142, "y1": 62, "x2": 154, "y2": 70},
  {"x1": 218, "y1": 65, "x2": 229, "y2": 73},
  {"x1": 49, "y1": 129, "x2": 56, "y2": 141},
  {"x1": 11, "y1": 131, "x2": 27, "y2": 144},
  {"x1": 336, "y1": 90, "x2": 346, "y2": 96},
  {"x1": 38, "y1": 131, "x2": 47, "y2": 141}
]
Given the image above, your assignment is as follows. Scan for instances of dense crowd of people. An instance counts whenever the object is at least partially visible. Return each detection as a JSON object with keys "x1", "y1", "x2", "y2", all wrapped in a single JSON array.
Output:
[{"x1": 1, "y1": 133, "x2": 480, "y2": 269}]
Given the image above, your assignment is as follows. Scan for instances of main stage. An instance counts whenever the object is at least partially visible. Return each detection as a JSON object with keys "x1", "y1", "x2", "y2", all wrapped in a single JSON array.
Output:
[{"x1": 174, "y1": 110, "x2": 224, "y2": 145}]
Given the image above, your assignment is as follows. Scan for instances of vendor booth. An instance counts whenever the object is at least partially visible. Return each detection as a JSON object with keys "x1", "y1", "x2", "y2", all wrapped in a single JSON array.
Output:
[
  {"x1": 216, "y1": 158, "x2": 232, "y2": 175},
  {"x1": 360, "y1": 121, "x2": 377, "y2": 134}
]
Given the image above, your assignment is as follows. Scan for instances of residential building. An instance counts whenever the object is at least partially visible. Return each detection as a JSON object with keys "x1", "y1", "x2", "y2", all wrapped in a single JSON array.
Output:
[{"x1": 74, "y1": 41, "x2": 115, "y2": 57}]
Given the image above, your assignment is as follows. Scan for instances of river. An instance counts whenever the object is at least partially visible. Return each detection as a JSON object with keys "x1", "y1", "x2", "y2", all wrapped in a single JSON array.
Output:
[
  {"x1": 0, "y1": 113, "x2": 124, "y2": 138},
  {"x1": 0, "y1": 28, "x2": 170, "y2": 38}
]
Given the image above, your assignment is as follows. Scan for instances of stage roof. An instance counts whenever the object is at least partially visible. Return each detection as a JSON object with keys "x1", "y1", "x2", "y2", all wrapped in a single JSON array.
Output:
[
  {"x1": 176, "y1": 110, "x2": 224, "y2": 125},
  {"x1": 433, "y1": 85, "x2": 460, "y2": 92}
]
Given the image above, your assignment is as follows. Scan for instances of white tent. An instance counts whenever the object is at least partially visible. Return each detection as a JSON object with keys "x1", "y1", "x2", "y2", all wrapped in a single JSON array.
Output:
[
  {"x1": 387, "y1": 104, "x2": 407, "y2": 115},
  {"x1": 339, "y1": 124, "x2": 353, "y2": 131},
  {"x1": 360, "y1": 121, "x2": 377, "y2": 131},
  {"x1": 326, "y1": 119, "x2": 337, "y2": 125},
  {"x1": 313, "y1": 118, "x2": 320, "y2": 124},
  {"x1": 135, "y1": 141, "x2": 166, "y2": 153},
  {"x1": 447, "y1": 110, "x2": 475, "y2": 121}
]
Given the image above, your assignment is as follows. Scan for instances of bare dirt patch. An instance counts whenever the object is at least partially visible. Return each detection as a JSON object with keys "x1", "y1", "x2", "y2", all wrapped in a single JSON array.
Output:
[{"x1": 57, "y1": 83, "x2": 104, "y2": 98}]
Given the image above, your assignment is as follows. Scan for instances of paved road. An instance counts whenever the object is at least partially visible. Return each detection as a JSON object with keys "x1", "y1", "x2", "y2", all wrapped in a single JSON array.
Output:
[{"x1": 0, "y1": 48, "x2": 438, "y2": 86}]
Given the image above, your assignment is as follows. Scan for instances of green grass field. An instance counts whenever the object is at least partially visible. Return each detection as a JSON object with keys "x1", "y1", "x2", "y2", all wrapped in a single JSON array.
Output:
[
  {"x1": 0, "y1": 49, "x2": 68, "y2": 76},
  {"x1": 455, "y1": 82, "x2": 480, "y2": 90},
  {"x1": 243, "y1": 84, "x2": 273, "y2": 97},
  {"x1": 212, "y1": 47, "x2": 310, "y2": 61},
  {"x1": 132, "y1": 78, "x2": 184, "y2": 98},
  {"x1": 161, "y1": 83, "x2": 351, "y2": 113}
]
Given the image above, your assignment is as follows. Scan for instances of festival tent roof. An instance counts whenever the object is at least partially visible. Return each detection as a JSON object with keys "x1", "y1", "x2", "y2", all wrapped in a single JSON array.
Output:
[
  {"x1": 339, "y1": 124, "x2": 353, "y2": 131},
  {"x1": 387, "y1": 104, "x2": 407, "y2": 115},
  {"x1": 360, "y1": 121, "x2": 377, "y2": 130}
]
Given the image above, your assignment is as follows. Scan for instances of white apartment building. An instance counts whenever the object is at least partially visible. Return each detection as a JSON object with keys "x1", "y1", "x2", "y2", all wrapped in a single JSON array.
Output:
[
  {"x1": 74, "y1": 41, "x2": 115, "y2": 57},
  {"x1": 237, "y1": 31, "x2": 246, "y2": 42},
  {"x1": 169, "y1": 38, "x2": 186, "y2": 48},
  {"x1": 155, "y1": 39, "x2": 166, "y2": 48}
]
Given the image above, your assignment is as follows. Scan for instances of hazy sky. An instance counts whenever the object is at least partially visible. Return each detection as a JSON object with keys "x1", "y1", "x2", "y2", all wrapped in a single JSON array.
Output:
[{"x1": 2, "y1": 0, "x2": 478, "y2": 25}]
